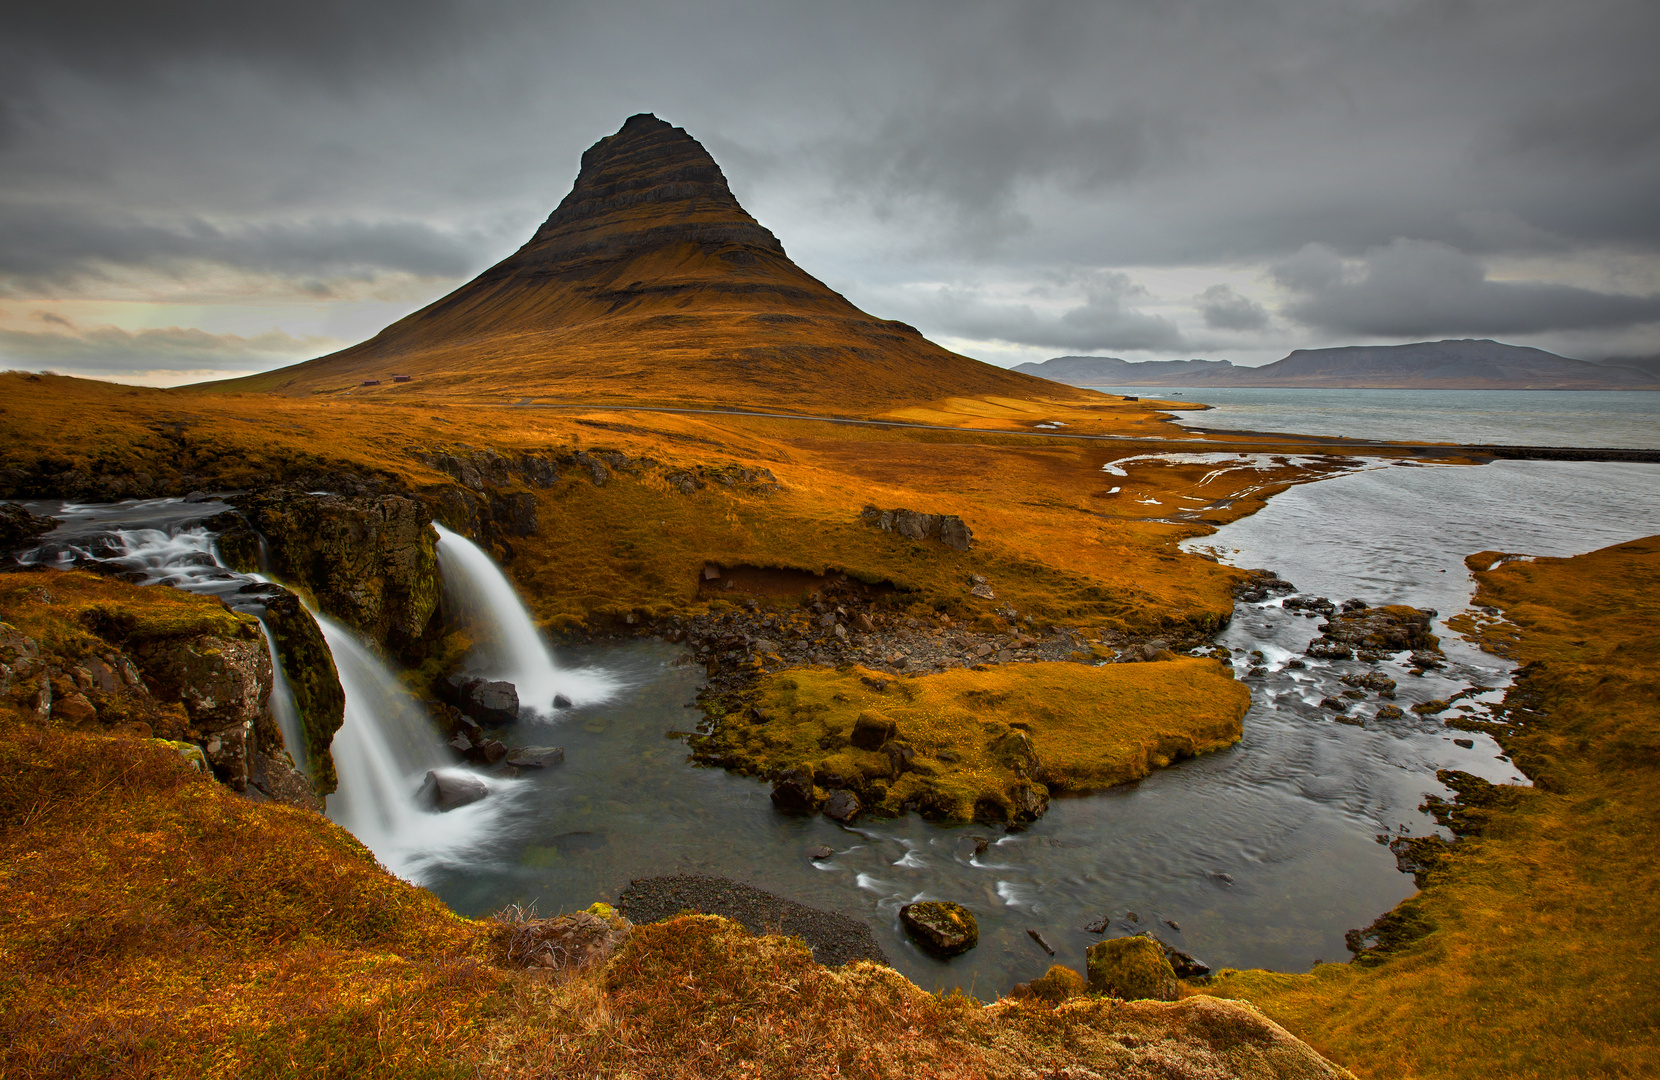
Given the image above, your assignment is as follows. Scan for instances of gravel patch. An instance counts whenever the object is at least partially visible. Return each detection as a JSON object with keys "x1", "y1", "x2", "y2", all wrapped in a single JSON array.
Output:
[{"x1": 618, "y1": 874, "x2": 889, "y2": 968}]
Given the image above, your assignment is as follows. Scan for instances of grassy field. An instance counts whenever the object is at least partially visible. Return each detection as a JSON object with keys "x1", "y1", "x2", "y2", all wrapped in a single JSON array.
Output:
[{"x1": 1200, "y1": 535, "x2": 1660, "y2": 1079}]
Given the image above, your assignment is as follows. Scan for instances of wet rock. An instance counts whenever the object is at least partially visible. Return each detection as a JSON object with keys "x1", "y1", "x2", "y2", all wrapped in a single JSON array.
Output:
[
  {"x1": 1376, "y1": 705, "x2": 1406, "y2": 721},
  {"x1": 506, "y1": 745, "x2": 563, "y2": 768},
  {"x1": 248, "y1": 746, "x2": 324, "y2": 812},
  {"x1": 1305, "y1": 639, "x2": 1354, "y2": 660},
  {"x1": 0, "y1": 501, "x2": 60, "y2": 552},
  {"x1": 806, "y1": 844, "x2": 834, "y2": 860},
  {"x1": 552, "y1": 693, "x2": 572, "y2": 709},
  {"x1": 416, "y1": 769, "x2": 488, "y2": 811},
  {"x1": 214, "y1": 490, "x2": 441, "y2": 657},
  {"x1": 900, "y1": 900, "x2": 979, "y2": 957},
  {"x1": 861, "y1": 506, "x2": 974, "y2": 551},
  {"x1": 1086, "y1": 936, "x2": 1178, "y2": 1001},
  {"x1": 470, "y1": 739, "x2": 509, "y2": 766},
  {"x1": 1413, "y1": 699, "x2": 1454, "y2": 715},
  {"x1": 1343, "y1": 671, "x2": 1398, "y2": 697},
  {"x1": 1410, "y1": 650, "x2": 1445, "y2": 669},
  {"x1": 1316, "y1": 604, "x2": 1440, "y2": 655},
  {"x1": 256, "y1": 585, "x2": 345, "y2": 795},
  {"x1": 850, "y1": 709, "x2": 897, "y2": 749},
  {"x1": 438, "y1": 674, "x2": 520, "y2": 726},
  {"x1": 1135, "y1": 931, "x2": 1211, "y2": 978},
  {"x1": 823, "y1": 788, "x2": 861, "y2": 822},
  {"x1": 1284, "y1": 596, "x2": 1336, "y2": 616},
  {"x1": 770, "y1": 766, "x2": 819, "y2": 813}
]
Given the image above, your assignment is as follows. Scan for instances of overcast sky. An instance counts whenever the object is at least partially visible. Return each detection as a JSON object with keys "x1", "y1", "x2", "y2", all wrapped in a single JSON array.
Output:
[{"x1": 2, "y1": 0, "x2": 1657, "y2": 384}]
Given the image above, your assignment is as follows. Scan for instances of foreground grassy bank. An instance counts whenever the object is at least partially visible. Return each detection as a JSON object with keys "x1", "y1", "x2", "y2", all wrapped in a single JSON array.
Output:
[
  {"x1": 0, "y1": 582, "x2": 1343, "y2": 1078},
  {"x1": 1203, "y1": 535, "x2": 1660, "y2": 1078}
]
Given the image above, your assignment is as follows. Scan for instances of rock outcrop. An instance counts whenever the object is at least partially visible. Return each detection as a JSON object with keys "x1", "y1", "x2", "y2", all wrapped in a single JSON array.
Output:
[
  {"x1": 1305, "y1": 603, "x2": 1439, "y2": 661},
  {"x1": 0, "y1": 502, "x2": 58, "y2": 553},
  {"x1": 131, "y1": 631, "x2": 272, "y2": 792},
  {"x1": 861, "y1": 506, "x2": 973, "y2": 551},
  {"x1": 245, "y1": 583, "x2": 346, "y2": 795},
  {"x1": 212, "y1": 491, "x2": 441, "y2": 657}
]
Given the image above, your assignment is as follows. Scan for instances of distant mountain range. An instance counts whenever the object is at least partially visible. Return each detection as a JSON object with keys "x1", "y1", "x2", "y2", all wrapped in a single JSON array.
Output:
[{"x1": 1013, "y1": 340, "x2": 1660, "y2": 390}]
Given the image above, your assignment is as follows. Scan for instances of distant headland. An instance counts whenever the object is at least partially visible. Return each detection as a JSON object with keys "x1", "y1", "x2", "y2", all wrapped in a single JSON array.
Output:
[{"x1": 1014, "y1": 339, "x2": 1660, "y2": 390}]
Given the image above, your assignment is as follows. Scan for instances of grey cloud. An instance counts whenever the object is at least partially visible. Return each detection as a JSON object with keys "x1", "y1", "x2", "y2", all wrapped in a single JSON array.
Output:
[
  {"x1": 0, "y1": 205, "x2": 487, "y2": 293},
  {"x1": 1195, "y1": 285, "x2": 1270, "y2": 332},
  {"x1": 1273, "y1": 239, "x2": 1660, "y2": 337},
  {"x1": 0, "y1": 320, "x2": 331, "y2": 377},
  {"x1": 902, "y1": 273, "x2": 1186, "y2": 354}
]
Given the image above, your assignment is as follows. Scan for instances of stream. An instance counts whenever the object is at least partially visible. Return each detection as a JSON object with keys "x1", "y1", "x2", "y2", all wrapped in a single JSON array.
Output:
[{"x1": 13, "y1": 455, "x2": 1660, "y2": 998}]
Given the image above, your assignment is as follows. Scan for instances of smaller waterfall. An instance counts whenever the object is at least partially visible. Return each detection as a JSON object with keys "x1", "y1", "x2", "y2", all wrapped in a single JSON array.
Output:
[
  {"x1": 433, "y1": 523, "x2": 619, "y2": 713},
  {"x1": 258, "y1": 621, "x2": 308, "y2": 773},
  {"x1": 318, "y1": 613, "x2": 516, "y2": 881}
]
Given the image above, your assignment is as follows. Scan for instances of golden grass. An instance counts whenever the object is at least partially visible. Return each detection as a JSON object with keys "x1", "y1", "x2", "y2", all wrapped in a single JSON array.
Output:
[
  {"x1": 1198, "y1": 535, "x2": 1660, "y2": 1079},
  {"x1": 0, "y1": 371, "x2": 1360, "y2": 641},
  {"x1": 698, "y1": 659, "x2": 1249, "y2": 821},
  {"x1": 0, "y1": 703, "x2": 1343, "y2": 1079},
  {"x1": 0, "y1": 569, "x2": 255, "y2": 654}
]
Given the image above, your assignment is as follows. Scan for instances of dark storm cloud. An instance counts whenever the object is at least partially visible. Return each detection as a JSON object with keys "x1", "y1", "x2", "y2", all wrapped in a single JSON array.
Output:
[
  {"x1": 1273, "y1": 240, "x2": 1660, "y2": 338},
  {"x1": 901, "y1": 273, "x2": 1186, "y2": 353},
  {"x1": 0, "y1": 205, "x2": 486, "y2": 293},
  {"x1": 1195, "y1": 285, "x2": 1270, "y2": 333},
  {"x1": 1, "y1": 0, "x2": 1657, "y2": 370}
]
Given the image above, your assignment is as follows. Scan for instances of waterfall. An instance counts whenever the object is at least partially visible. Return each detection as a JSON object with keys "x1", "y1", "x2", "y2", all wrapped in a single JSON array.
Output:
[
  {"x1": 432, "y1": 523, "x2": 619, "y2": 713},
  {"x1": 258, "y1": 620, "x2": 308, "y2": 774},
  {"x1": 317, "y1": 613, "x2": 515, "y2": 881}
]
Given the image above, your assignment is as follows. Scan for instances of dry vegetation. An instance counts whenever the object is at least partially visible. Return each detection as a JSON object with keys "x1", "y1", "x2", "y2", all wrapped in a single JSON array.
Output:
[
  {"x1": 697, "y1": 659, "x2": 1250, "y2": 821},
  {"x1": 1200, "y1": 535, "x2": 1660, "y2": 1079}
]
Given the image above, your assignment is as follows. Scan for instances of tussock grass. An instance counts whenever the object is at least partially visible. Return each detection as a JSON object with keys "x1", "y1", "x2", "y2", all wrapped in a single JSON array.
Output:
[
  {"x1": 703, "y1": 659, "x2": 1249, "y2": 821},
  {"x1": 1201, "y1": 535, "x2": 1660, "y2": 1079}
]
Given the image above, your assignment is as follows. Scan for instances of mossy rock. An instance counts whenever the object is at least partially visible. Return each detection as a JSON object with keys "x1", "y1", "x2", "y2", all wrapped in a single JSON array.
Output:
[
  {"x1": 899, "y1": 900, "x2": 978, "y2": 957},
  {"x1": 1086, "y1": 935, "x2": 1178, "y2": 1001},
  {"x1": 259, "y1": 587, "x2": 346, "y2": 795},
  {"x1": 1028, "y1": 963, "x2": 1088, "y2": 1003}
]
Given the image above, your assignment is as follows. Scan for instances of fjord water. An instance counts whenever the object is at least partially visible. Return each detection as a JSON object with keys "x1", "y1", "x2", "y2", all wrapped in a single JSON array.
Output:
[{"x1": 1087, "y1": 386, "x2": 1660, "y2": 448}]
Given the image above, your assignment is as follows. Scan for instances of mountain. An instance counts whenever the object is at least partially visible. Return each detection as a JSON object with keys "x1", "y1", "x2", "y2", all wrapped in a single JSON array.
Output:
[
  {"x1": 1598, "y1": 354, "x2": 1660, "y2": 379},
  {"x1": 207, "y1": 114, "x2": 1081, "y2": 414},
  {"x1": 1011, "y1": 356, "x2": 1236, "y2": 385},
  {"x1": 1019, "y1": 340, "x2": 1660, "y2": 390}
]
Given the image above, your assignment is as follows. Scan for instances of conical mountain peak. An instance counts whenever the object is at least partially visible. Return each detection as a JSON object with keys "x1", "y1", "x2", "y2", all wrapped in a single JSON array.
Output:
[{"x1": 215, "y1": 115, "x2": 1073, "y2": 413}]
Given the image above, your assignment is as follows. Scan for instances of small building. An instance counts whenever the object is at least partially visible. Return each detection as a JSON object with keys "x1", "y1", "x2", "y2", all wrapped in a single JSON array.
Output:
[
  {"x1": 360, "y1": 379, "x2": 381, "y2": 387},
  {"x1": 392, "y1": 375, "x2": 412, "y2": 383}
]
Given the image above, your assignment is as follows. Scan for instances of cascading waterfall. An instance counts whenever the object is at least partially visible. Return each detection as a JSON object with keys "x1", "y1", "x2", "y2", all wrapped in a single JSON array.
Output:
[
  {"x1": 257, "y1": 620, "x2": 307, "y2": 773},
  {"x1": 433, "y1": 523, "x2": 619, "y2": 713},
  {"x1": 315, "y1": 614, "x2": 514, "y2": 880},
  {"x1": 18, "y1": 499, "x2": 517, "y2": 884}
]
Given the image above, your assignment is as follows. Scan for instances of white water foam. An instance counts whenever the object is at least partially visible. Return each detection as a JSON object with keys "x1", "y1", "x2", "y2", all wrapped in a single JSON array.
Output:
[
  {"x1": 432, "y1": 523, "x2": 619, "y2": 714},
  {"x1": 317, "y1": 613, "x2": 521, "y2": 882}
]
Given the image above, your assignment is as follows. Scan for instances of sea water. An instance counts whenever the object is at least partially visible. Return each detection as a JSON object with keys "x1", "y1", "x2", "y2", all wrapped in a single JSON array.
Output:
[{"x1": 1085, "y1": 386, "x2": 1660, "y2": 449}]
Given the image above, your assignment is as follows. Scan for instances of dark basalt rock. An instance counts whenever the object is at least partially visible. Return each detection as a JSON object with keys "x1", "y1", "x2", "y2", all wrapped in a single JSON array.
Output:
[
  {"x1": 417, "y1": 769, "x2": 488, "y2": 811},
  {"x1": 860, "y1": 506, "x2": 973, "y2": 551},
  {"x1": 255, "y1": 585, "x2": 345, "y2": 795},
  {"x1": 822, "y1": 788, "x2": 861, "y2": 822},
  {"x1": 770, "y1": 766, "x2": 818, "y2": 813},
  {"x1": 850, "y1": 709, "x2": 896, "y2": 750},
  {"x1": 1310, "y1": 604, "x2": 1440, "y2": 657},
  {"x1": 505, "y1": 745, "x2": 563, "y2": 768},
  {"x1": 900, "y1": 900, "x2": 979, "y2": 957},
  {"x1": 437, "y1": 674, "x2": 520, "y2": 726},
  {"x1": 0, "y1": 501, "x2": 59, "y2": 554}
]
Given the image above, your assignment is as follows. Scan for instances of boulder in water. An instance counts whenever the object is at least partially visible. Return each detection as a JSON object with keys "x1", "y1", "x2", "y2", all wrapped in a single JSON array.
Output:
[
  {"x1": 552, "y1": 693, "x2": 572, "y2": 709},
  {"x1": 417, "y1": 769, "x2": 488, "y2": 811},
  {"x1": 900, "y1": 900, "x2": 979, "y2": 957},
  {"x1": 1087, "y1": 935, "x2": 1178, "y2": 1000},
  {"x1": 438, "y1": 674, "x2": 520, "y2": 726},
  {"x1": 505, "y1": 745, "x2": 564, "y2": 768}
]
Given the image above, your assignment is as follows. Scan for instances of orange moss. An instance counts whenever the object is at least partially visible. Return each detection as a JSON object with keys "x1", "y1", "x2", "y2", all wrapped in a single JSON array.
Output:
[{"x1": 699, "y1": 659, "x2": 1249, "y2": 821}]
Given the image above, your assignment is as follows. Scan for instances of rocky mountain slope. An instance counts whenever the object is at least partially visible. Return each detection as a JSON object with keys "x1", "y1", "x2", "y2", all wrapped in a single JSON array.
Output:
[{"x1": 206, "y1": 114, "x2": 1082, "y2": 414}]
